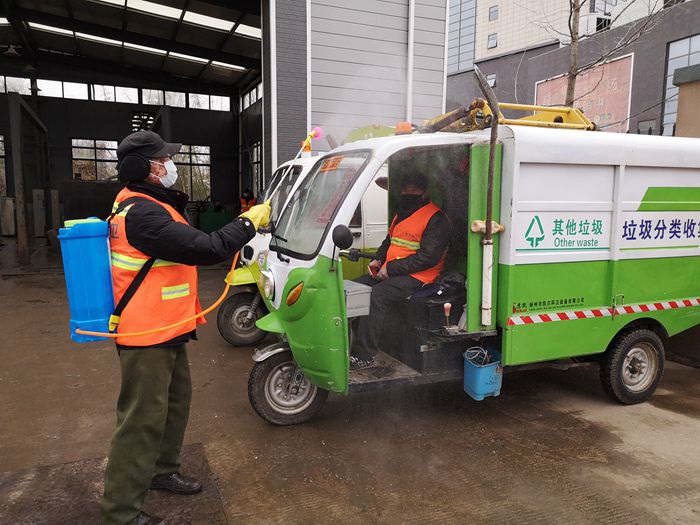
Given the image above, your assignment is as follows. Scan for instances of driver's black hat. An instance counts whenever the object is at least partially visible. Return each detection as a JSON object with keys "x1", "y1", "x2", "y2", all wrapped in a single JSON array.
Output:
[{"x1": 116, "y1": 130, "x2": 181, "y2": 182}]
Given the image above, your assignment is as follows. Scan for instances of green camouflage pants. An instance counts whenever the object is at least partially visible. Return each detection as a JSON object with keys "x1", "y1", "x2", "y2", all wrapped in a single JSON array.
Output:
[{"x1": 100, "y1": 344, "x2": 191, "y2": 525}]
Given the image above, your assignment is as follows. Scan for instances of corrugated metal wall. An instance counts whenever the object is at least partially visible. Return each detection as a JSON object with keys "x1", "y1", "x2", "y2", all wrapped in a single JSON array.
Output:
[{"x1": 310, "y1": 0, "x2": 445, "y2": 146}]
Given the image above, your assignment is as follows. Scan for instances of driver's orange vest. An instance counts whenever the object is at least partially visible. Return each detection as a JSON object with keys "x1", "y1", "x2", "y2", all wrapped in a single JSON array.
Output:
[
  {"x1": 383, "y1": 201, "x2": 446, "y2": 284},
  {"x1": 109, "y1": 188, "x2": 204, "y2": 346},
  {"x1": 240, "y1": 197, "x2": 257, "y2": 213}
]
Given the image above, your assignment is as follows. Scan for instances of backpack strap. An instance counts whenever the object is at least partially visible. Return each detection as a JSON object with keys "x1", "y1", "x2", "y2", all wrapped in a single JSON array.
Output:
[{"x1": 108, "y1": 197, "x2": 156, "y2": 333}]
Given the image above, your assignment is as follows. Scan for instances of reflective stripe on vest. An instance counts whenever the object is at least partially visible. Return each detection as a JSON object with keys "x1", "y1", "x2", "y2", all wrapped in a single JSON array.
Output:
[
  {"x1": 383, "y1": 201, "x2": 446, "y2": 285},
  {"x1": 109, "y1": 187, "x2": 204, "y2": 346}
]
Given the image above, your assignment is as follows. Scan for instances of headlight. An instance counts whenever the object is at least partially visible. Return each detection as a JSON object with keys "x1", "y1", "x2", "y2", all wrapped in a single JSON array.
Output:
[
  {"x1": 257, "y1": 250, "x2": 268, "y2": 270},
  {"x1": 259, "y1": 270, "x2": 275, "y2": 300}
]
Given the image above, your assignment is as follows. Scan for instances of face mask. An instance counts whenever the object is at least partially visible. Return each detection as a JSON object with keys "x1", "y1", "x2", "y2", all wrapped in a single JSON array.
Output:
[
  {"x1": 150, "y1": 159, "x2": 178, "y2": 188},
  {"x1": 397, "y1": 194, "x2": 425, "y2": 217}
]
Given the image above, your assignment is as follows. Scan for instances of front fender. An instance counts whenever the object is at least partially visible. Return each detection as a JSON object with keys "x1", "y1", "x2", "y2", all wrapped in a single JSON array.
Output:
[
  {"x1": 225, "y1": 265, "x2": 257, "y2": 286},
  {"x1": 252, "y1": 342, "x2": 290, "y2": 362}
]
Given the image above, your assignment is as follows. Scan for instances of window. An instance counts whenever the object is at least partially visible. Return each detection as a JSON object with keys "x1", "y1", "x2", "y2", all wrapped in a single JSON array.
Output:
[
  {"x1": 115, "y1": 86, "x2": 138, "y2": 103},
  {"x1": 37, "y1": 79, "x2": 63, "y2": 97},
  {"x1": 486, "y1": 73, "x2": 497, "y2": 87},
  {"x1": 93, "y1": 84, "x2": 116, "y2": 101},
  {"x1": 188, "y1": 93, "x2": 210, "y2": 109},
  {"x1": 6, "y1": 77, "x2": 30, "y2": 95},
  {"x1": 663, "y1": 34, "x2": 700, "y2": 135},
  {"x1": 63, "y1": 82, "x2": 88, "y2": 100},
  {"x1": 142, "y1": 89, "x2": 164, "y2": 105},
  {"x1": 241, "y1": 83, "x2": 261, "y2": 110},
  {"x1": 250, "y1": 141, "x2": 262, "y2": 195},
  {"x1": 165, "y1": 91, "x2": 186, "y2": 107},
  {"x1": 173, "y1": 145, "x2": 211, "y2": 200},
  {"x1": 210, "y1": 95, "x2": 230, "y2": 111},
  {"x1": 71, "y1": 139, "x2": 118, "y2": 181},
  {"x1": 596, "y1": 17, "x2": 611, "y2": 32},
  {"x1": 489, "y1": 5, "x2": 498, "y2": 21},
  {"x1": 447, "y1": 0, "x2": 477, "y2": 74},
  {"x1": 0, "y1": 136, "x2": 5, "y2": 196},
  {"x1": 487, "y1": 33, "x2": 498, "y2": 49},
  {"x1": 0, "y1": 76, "x2": 5, "y2": 92}
]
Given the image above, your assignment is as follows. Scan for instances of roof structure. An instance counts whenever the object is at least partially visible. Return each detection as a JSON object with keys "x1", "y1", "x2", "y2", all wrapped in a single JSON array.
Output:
[{"x1": 0, "y1": 0, "x2": 261, "y2": 93}]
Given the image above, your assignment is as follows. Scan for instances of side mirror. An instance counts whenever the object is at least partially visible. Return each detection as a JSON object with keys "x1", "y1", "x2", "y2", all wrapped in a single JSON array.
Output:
[{"x1": 332, "y1": 224, "x2": 354, "y2": 250}]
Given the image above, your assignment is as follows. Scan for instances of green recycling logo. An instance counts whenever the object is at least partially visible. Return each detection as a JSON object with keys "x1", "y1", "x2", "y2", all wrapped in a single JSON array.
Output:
[{"x1": 525, "y1": 215, "x2": 545, "y2": 248}]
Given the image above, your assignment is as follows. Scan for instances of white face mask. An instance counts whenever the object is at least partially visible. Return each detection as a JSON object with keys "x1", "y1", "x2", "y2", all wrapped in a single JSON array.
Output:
[{"x1": 150, "y1": 159, "x2": 178, "y2": 188}]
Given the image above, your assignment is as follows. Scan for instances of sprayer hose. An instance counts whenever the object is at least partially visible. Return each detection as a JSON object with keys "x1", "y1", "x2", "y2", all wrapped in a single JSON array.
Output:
[{"x1": 75, "y1": 252, "x2": 240, "y2": 339}]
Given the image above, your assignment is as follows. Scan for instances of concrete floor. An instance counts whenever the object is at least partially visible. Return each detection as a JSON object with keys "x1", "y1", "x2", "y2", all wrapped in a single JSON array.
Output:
[{"x1": 2, "y1": 269, "x2": 700, "y2": 524}]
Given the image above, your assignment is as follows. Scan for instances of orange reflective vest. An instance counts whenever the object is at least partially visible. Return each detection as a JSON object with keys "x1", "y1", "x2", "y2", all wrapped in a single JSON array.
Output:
[
  {"x1": 382, "y1": 201, "x2": 446, "y2": 284},
  {"x1": 240, "y1": 197, "x2": 257, "y2": 213},
  {"x1": 109, "y1": 187, "x2": 204, "y2": 346}
]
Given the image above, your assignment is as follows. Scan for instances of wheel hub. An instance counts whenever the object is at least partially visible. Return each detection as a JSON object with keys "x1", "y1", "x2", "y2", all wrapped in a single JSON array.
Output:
[
  {"x1": 622, "y1": 344, "x2": 657, "y2": 392},
  {"x1": 231, "y1": 304, "x2": 257, "y2": 332},
  {"x1": 265, "y1": 362, "x2": 317, "y2": 414}
]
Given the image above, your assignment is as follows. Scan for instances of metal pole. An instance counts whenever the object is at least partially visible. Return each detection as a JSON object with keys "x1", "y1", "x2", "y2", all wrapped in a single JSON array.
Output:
[
  {"x1": 473, "y1": 66, "x2": 500, "y2": 326},
  {"x1": 8, "y1": 94, "x2": 29, "y2": 266}
]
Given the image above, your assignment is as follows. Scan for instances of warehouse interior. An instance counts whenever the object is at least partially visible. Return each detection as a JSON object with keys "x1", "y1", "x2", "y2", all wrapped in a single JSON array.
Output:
[{"x1": 0, "y1": 0, "x2": 262, "y2": 267}]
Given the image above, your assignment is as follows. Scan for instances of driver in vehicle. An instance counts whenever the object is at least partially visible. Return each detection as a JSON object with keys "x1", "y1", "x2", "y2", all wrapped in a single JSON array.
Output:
[{"x1": 350, "y1": 173, "x2": 450, "y2": 371}]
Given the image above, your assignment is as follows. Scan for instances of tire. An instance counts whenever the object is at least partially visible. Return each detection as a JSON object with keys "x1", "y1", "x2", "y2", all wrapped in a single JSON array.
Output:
[
  {"x1": 248, "y1": 350, "x2": 329, "y2": 425},
  {"x1": 600, "y1": 328, "x2": 665, "y2": 405},
  {"x1": 216, "y1": 292, "x2": 267, "y2": 347}
]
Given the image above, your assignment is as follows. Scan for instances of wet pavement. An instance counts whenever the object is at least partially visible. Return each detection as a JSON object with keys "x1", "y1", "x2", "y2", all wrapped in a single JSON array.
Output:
[{"x1": 1, "y1": 269, "x2": 700, "y2": 524}]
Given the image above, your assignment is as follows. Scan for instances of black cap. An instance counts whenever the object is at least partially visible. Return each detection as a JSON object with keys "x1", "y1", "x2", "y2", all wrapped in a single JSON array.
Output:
[
  {"x1": 116, "y1": 130, "x2": 181, "y2": 182},
  {"x1": 117, "y1": 130, "x2": 181, "y2": 160}
]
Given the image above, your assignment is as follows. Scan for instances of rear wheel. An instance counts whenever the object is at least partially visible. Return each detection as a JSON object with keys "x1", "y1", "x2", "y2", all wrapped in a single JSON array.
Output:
[
  {"x1": 600, "y1": 328, "x2": 664, "y2": 404},
  {"x1": 216, "y1": 292, "x2": 267, "y2": 347},
  {"x1": 248, "y1": 350, "x2": 329, "y2": 425}
]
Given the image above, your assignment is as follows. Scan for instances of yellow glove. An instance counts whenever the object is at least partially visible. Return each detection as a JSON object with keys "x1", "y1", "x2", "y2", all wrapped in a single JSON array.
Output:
[{"x1": 239, "y1": 201, "x2": 271, "y2": 230}]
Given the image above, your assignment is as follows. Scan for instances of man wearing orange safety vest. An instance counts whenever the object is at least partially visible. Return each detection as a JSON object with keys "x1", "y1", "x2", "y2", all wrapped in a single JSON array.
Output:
[
  {"x1": 240, "y1": 188, "x2": 257, "y2": 213},
  {"x1": 350, "y1": 173, "x2": 450, "y2": 371},
  {"x1": 101, "y1": 131, "x2": 270, "y2": 525}
]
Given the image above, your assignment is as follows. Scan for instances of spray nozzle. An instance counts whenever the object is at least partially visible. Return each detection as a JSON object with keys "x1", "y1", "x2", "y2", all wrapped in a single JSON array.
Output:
[{"x1": 444, "y1": 302, "x2": 452, "y2": 327}]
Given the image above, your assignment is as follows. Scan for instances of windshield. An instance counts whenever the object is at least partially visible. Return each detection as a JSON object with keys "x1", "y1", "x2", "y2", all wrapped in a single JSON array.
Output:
[
  {"x1": 273, "y1": 151, "x2": 370, "y2": 258},
  {"x1": 269, "y1": 165, "x2": 303, "y2": 222}
]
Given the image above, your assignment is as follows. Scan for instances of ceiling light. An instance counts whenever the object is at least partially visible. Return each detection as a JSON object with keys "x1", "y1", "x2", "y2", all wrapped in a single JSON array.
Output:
[
  {"x1": 183, "y1": 11, "x2": 233, "y2": 31},
  {"x1": 94, "y1": 0, "x2": 126, "y2": 6},
  {"x1": 124, "y1": 42, "x2": 167, "y2": 54},
  {"x1": 0, "y1": 17, "x2": 9, "y2": 25},
  {"x1": 169, "y1": 51, "x2": 208, "y2": 64},
  {"x1": 28, "y1": 22, "x2": 74, "y2": 36},
  {"x1": 211, "y1": 61, "x2": 246, "y2": 72},
  {"x1": 76, "y1": 32, "x2": 122, "y2": 46},
  {"x1": 128, "y1": 0, "x2": 182, "y2": 20},
  {"x1": 235, "y1": 24, "x2": 261, "y2": 39}
]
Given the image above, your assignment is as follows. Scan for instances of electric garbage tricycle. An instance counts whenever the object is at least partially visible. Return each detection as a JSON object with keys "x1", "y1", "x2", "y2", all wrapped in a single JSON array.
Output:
[{"x1": 247, "y1": 101, "x2": 700, "y2": 426}]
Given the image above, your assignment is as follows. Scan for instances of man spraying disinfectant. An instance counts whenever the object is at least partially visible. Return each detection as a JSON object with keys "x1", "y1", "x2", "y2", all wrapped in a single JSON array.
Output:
[{"x1": 98, "y1": 130, "x2": 270, "y2": 525}]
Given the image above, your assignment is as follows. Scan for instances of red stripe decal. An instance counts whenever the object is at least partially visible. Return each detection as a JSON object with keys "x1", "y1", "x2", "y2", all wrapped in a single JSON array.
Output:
[
  {"x1": 522, "y1": 316, "x2": 534, "y2": 324},
  {"x1": 654, "y1": 303, "x2": 664, "y2": 310},
  {"x1": 624, "y1": 306, "x2": 635, "y2": 314},
  {"x1": 507, "y1": 318, "x2": 515, "y2": 326},
  {"x1": 640, "y1": 304, "x2": 650, "y2": 312},
  {"x1": 540, "y1": 314, "x2": 552, "y2": 322},
  {"x1": 592, "y1": 310, "x2": 604, "y2": 317},
  {"x1": 683, "y1": 300, "x2": 692, "y2": 307},
  {"x1": 575, "y1": 311, "x2": 586, "y2": 319},
  {"x1": 558, "y1": 312, "x2": 569, "y2": 321}
]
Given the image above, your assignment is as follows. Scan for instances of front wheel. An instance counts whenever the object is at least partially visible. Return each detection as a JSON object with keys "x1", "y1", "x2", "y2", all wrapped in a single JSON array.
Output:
[
  {"x1": 248, "y1": 350, "x2": 329, "y2": 425},
  {"x1": 217, "y1": 292, "x2": 267, "y2": 347},
  {"x1": 600, "y1": 328, "x2": 665, "y2": 405}
]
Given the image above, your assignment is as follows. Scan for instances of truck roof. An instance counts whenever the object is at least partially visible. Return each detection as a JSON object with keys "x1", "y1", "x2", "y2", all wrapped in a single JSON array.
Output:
[{"x1": 330, "y1": 126, "x2": 700, "y2": 170}]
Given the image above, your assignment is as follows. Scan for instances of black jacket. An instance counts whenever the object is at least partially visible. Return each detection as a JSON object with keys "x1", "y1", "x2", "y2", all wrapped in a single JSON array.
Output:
[
  {"x1": 116, "y1": 182, "x2": 256, "y2": 348},
  {"x1": 375, "y1": 207, "x2": 450, "y2": 278}
]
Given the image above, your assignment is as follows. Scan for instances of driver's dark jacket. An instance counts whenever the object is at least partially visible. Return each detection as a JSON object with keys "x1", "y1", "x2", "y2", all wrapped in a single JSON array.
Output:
[
  {"x1": 375, "y1": 208, "x2": 450, "y2": 278},
  {"x1": 116, "y1": 181, "x2": 255, "y2": 348}
]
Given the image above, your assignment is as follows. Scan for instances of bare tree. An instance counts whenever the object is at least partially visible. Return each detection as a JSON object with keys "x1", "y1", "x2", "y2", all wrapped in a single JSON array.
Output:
[{"x1": 563, "y1": 0, "x2": 670, "y2": 106}]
